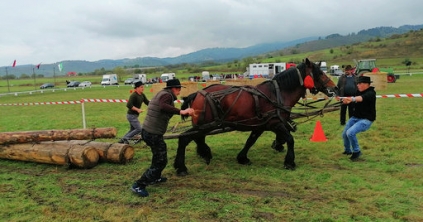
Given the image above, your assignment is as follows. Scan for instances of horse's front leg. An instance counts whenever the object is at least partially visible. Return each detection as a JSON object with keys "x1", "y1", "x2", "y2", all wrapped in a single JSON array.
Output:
[
  {"x1": 194, "y1": 134, "x2": 212, "y2": 165},
  {"x1": 283, "y1": 131, "x2": 296, "y2": 170},
  {"x1": 173, "y1": 131, "x2": 195, "y2": 176},
  {"x1": 271, "y1": 132, "x2": 286, "y2": 152},
  {"x1": 274, "y1": 123, "x2": 295, "y2": 170},
  {"x1": 237, "y1": 130, "x2": 263, "y2": 165}
]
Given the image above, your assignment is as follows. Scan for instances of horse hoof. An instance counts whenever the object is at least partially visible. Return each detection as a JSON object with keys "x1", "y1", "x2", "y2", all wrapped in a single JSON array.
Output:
[
  {"x1": 237, "y1": 159, "x2": 252, "y2": 165},
  {"x1": 177, "y1": 171, "x2": 188, "y2": 177},
  {"x1": 271, "y1": 141, "x2": 285, "y2": 152},
  {"x1": 273, "y1": 145, "x2": 285, "y2": 152},
  {"x1": 284, "y1": 164, "x2": 296, "y2": 170}
]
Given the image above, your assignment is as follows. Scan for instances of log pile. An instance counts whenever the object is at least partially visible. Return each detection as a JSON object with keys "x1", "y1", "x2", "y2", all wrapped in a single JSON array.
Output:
[{"x1": 0, "y1": 128, "x2": 135, "y2": 169}]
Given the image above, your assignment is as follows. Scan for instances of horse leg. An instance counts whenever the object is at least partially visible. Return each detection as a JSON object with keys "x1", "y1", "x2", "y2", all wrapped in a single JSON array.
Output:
[
  {"x1": 173, "y1": 131, "x2": 195, "y2": 176},
  {"x1": 271, "y1": 132, "x2": 286, "y2": 152},
  {"x1": 237, "y1": 130, "x2": 264, "y2": 165},
  {"x1": 193, "y1": 134, "x2": 212, "y2": 165},
  {"x1": 273, "y1": 124, "x2": 295, "y2": 170},
  {"x1": 281, "y1": 130, "x2": 296, "y2": 170}
]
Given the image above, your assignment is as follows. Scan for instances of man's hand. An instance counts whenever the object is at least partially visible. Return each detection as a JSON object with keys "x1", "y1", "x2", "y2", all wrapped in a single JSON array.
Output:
[{"x1": 180, "y1": 108, "x2": 195, "y2": 116}]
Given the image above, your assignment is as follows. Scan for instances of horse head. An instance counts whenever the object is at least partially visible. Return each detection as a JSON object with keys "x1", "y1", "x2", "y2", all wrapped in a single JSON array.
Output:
[{"x1": 302, "y1": 58, "x2": 339, "y2": 97}]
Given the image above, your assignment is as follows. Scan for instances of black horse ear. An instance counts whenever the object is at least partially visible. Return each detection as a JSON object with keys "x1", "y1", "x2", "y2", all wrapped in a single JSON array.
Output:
[{"x1": 304, "y1": 58, "x2": 311, "y2": 67}]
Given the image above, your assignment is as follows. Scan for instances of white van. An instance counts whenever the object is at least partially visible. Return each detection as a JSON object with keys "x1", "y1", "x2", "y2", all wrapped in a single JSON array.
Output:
[
  {"x1": 101, "y1": 74, "x2": 118, "y2": 85},
  {"x1": 160, "y1": 73, "x2": 176, "y2": 82},
  {"x1": 133, "y1": 74, "x2": 147, "y2": 83},
  {"x1": 201, "y1": 71, "x2": 210, "y2": 81},
  {"x1": 316, "y1": 61, "x2": 328, "y2": 74}
]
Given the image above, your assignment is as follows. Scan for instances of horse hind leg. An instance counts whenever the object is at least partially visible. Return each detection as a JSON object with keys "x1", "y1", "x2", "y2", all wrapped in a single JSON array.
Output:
[
  {"x1": 194, "y1": 134, "x2": 212, "y2": 165},
  {"x1": 237, "y1": 130, "x2": 263, "y2": 165}
]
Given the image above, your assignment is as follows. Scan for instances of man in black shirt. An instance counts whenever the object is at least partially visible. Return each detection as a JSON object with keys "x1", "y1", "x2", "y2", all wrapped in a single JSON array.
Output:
[
  {"x1": 338, "y1": 76, "x2": 376, "y2": 161},
  {"x1": 119, "y1": 81, "x2": 149, "y2": 144}
]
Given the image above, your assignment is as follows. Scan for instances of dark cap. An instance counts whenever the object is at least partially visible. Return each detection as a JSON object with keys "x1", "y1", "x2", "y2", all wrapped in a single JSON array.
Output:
[
  {"x1": 164, "y1": 79, "x2": 185, "y2": 89},
  {"x1": 134, "y1": 81, "x2": 144, "y2": 89},
  {"x1": 357, "y1": 76, "x2": 372, "y2": 84},
  {"x1": 344, "y1": 65, "x2": 353, "y2": 71}
]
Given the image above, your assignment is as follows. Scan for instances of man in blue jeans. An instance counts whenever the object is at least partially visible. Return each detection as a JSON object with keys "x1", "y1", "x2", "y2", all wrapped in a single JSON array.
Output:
[{"x1": 338, "y1": 76, "x2": 376, "y2": 161}]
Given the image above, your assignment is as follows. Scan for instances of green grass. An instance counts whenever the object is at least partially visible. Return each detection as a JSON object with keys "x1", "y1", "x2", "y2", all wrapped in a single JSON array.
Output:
[{"x1": 1, "y1": 76, "x2": 423, "y2": 221}]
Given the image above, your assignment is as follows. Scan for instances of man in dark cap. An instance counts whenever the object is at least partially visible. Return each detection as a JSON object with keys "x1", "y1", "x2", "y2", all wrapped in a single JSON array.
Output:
[
  {"x1": 118, "y1": 81, "x2": 149, "y2": 144},
  {"x1": 338, "y1": 76, "x2": 376, "y2": 161},
  {"x1": 131, "y1": 79, "x2": 195, "y2": 197},
  {"x1": 337, "y1": 65, "x2": 357, "y2": 125}
]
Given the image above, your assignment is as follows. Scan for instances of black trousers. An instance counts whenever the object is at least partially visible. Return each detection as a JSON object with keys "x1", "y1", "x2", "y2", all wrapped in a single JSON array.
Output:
[{"x1": 136, "y1": 129, "x2": 168, "y2": 188}]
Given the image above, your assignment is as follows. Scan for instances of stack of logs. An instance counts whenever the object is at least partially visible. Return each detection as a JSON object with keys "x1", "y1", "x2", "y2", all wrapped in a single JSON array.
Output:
[{"x1": 0, "y1": 127, "x2": 134, "y2": 169}]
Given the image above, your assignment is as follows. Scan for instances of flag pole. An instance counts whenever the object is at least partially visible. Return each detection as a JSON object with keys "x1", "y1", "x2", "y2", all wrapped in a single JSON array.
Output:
[
  {"x1": 53, "y1": 66, "x2": 56, "y2": 86},
  {"x1": 5, "y1": 67, "x2": 10, "y2": 93},
  {"x1": 33, "y1": 67, "x2": 36, "y2": 90}
]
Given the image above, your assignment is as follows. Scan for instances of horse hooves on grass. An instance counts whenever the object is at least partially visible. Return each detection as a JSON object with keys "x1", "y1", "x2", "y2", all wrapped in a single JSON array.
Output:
[
  {"x1": 177, "y1": 171, "x2": 188, "y2": 177},
  {"x1": 237, "y1": 159, "x2": 252, "y2": 165},
  {"x1": 273, "y1": 145, "x2": 285, "y2": 152},
  {"x1": 284, "y1": 164, "x2": 296, "y2": 170}
]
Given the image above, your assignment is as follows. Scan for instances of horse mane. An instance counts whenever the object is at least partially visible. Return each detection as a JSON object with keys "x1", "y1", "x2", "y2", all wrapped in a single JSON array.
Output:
[{"x1": 270, "y1": 62, "x2": 305, "y2": 91}]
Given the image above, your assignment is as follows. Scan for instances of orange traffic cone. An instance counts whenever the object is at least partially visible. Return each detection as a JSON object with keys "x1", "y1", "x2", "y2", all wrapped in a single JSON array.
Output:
[{"x1": 310, "y1": 120, "x2": 327, "y2": 142}]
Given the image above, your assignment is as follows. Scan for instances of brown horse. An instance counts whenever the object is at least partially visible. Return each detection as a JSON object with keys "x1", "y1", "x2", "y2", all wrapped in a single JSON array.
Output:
[{"x1": 174, "y1": 58, "x2": 338, "y2": 176}]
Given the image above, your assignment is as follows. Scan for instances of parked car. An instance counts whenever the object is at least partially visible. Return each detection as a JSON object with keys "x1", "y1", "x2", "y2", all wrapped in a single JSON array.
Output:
[
  {"x1": 67, "y1": 81, "x2": 80, "y2": 87},
  {"x1": 78, "y1": 81, "x2": 92, "y2": 87},
  {"x1": 330, "y1": 70, "x2": 344, "y2": 77},
  {"x1": 40, "y1": 83, "x2": 54, "y2": 89},
  {"x1": 124, "y1": 78, "x2": 134, "y2": 85}
]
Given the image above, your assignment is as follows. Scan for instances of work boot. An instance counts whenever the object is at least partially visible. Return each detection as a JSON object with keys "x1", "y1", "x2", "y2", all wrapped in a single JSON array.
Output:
[
  {"x1": 131, "y1": 183, "x2": 149, "y2": 197},
  {"x1": 350, "y1": 151, "x2": 362, "y2": 161}
]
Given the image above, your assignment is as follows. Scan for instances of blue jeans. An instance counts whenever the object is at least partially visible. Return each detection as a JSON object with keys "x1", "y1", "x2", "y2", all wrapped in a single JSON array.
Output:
[
  {"x1": 342, "y1": 116, "x2": 373, "y2": 153},
  {"x1": 123, "y1": 114, "x2": 142, "y2": 140}
]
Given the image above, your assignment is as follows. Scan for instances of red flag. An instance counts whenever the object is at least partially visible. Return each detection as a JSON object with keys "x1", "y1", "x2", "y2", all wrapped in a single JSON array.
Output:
[
  {"x1": 36, "y1": 63, "x2": 41, "y2": 69},
  {"x1": 12, "y1": 60, "x2": 16, "y2": 67}
]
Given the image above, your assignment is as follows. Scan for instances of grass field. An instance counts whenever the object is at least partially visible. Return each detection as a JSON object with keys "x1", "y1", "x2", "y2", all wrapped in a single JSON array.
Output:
[{"x1": 1, "y1": 75, "x2": 423, "y2": 221}]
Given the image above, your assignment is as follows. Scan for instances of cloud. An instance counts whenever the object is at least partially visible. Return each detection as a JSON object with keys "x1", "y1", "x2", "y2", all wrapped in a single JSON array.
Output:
[{"x1": 1, "y1": 0, "x2": 423, "y2": 66}]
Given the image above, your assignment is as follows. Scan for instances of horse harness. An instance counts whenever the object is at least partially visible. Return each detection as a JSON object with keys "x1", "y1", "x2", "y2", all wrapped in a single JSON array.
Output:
[{"x1": 195, "y1": 79, "x2": 298, "y2": 132}]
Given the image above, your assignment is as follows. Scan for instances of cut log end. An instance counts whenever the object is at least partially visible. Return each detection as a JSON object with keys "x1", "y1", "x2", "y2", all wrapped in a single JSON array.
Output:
[{"x1": 68, "y1": 145, "x2": 99, "y2": 169}]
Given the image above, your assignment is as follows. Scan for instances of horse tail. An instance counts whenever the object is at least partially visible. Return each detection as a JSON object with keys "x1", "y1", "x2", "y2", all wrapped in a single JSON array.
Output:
[{"x1": 181, "y1": 92, "x2": 197, "y2": 121}]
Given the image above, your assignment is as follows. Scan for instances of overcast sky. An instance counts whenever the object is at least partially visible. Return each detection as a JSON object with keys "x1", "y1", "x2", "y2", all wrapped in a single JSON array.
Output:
[{"x1": 1, "y1": 0, "x2": 422, "y2": 67}]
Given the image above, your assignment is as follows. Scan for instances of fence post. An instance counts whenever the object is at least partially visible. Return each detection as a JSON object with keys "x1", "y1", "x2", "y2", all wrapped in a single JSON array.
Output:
[{"x1": 81, "y1": 99, "x2": 86, "y2": 129}]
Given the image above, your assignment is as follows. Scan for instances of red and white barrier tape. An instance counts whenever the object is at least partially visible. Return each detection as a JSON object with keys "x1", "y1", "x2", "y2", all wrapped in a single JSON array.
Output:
[
  {"x1": 1, "y1": 94, "x2": 421, "y2": 106},
  {"x1": 377, "y1": 93, "x2": 423, "y2": 98}
]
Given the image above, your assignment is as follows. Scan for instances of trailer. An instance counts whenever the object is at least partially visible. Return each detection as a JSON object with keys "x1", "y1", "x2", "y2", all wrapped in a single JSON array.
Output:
[{"x1": 247, "y1": 62, "x2": 296, "y2": 78}]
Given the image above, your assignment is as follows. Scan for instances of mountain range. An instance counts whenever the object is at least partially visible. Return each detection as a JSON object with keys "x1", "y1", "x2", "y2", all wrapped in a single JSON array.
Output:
[{"x1": 3, "y1": 24, "x2": 423, "y2": 77}]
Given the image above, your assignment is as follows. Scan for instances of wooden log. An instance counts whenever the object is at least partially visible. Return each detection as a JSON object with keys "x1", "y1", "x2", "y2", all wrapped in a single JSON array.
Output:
[
  {"x1": 0, "y1": 127, "x2": 117, "y2": 145},
  {"x1": 55, "y1": 140, "x2": 134, "y2": 164},
  {"x1": 0, "y1": 141, "x2": 99, "y2": 168},
  {"x1": 67, "y1": 144, "x2": 99, "y2": 169},
  {"x1": 103, "y1": 143, "x2": 134, "y2": 164}
]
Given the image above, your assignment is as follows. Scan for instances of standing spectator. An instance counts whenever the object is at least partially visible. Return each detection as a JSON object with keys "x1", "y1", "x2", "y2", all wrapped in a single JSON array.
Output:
[
  {"x1": 339, "y1": 76, "x2": 376, "y2": 161},
  {"x1": 118, "y1": 81, "x2": 149, "y2": 144},
  {"x1": 131, "y1": 79, "x2": 195, "y2": 197},
  {"x1": 337, "y1": 65, "x2": 357, "y2": 125}
]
